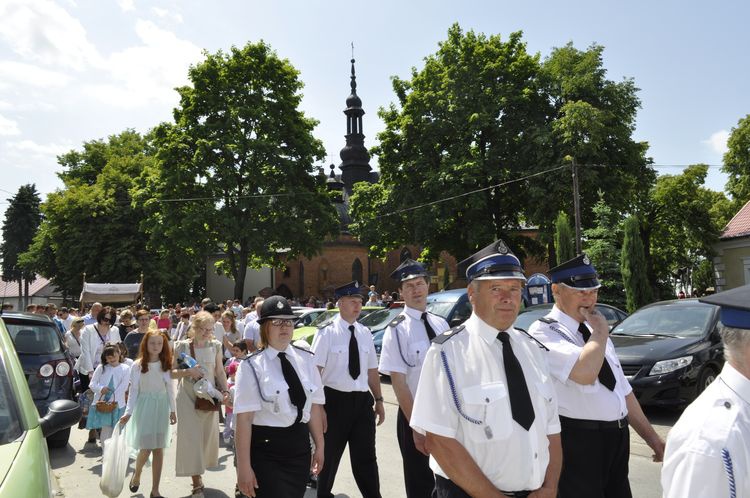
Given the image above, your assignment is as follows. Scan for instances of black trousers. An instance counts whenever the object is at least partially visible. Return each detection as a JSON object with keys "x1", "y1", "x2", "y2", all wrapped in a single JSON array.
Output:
[
  {"x1": 397, "y1": 409, "x2": 435, "y2": 498},
  {"x1": 558, "y1": 417, "x2": 632, "y2": 498},
  {"x1": 435, "y1": 476, "x2": 529, "y2": 498},
  {"x1": 317, "y1": 387, "x2": 381, "y2": 498},
  {"x1": 250, "y1": 423, "x2": 311, "y2": 498}
]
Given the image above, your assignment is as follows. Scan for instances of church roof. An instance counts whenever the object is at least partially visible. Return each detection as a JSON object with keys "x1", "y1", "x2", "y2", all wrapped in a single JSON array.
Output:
[{"x1": 721, "y1": 200, "x2": 750, "y2": 240}]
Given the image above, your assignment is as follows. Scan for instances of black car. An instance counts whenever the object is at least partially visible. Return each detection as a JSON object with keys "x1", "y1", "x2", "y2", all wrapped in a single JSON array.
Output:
[
  {"x1": 610, "y1": 299, "x2": 723, "y2": 408},
  {"x1": 2, "y1": 311, "x2": 77, "y2": 447}
]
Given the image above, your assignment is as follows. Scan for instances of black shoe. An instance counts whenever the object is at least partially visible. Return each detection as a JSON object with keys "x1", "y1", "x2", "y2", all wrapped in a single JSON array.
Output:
[{"x1": 129, "y1": 477, "x2": 139, "y2": 493}]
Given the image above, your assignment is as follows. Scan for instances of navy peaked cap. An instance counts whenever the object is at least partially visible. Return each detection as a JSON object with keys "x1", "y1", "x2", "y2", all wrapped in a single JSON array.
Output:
[
  {"x1": 335, "y1": 281, "x2": 364, "y2": 300},
  {"x1": 549, "y1": 253, "x2": 600, "y2": 290},
  {"x1": 390, "y1": 259, "x2": 429, "y2": 282},
  {"x1": 460, "y1": 239, "x2": 526, "y2": 282},
  {"x1": 699, "y1": 284, "x2": 750, "y2": 330}
]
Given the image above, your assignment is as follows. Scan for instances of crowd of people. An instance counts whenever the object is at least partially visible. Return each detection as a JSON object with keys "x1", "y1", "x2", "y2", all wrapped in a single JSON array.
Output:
[{"x1": 11, "y1": 246, "x2": 750, "y2": 498}]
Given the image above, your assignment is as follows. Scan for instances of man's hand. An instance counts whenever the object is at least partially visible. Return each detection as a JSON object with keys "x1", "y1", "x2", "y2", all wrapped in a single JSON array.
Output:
[
  {"x1": 374, "y1": 400, "x2": 385, "y2": 426},
  {"x1": 580, "y1": 306, "x2": 609, "y2": 337},
  {"x1": 648, "y1": 435, "x2": 666, "y2": 462},
  {"x1": 311, "y1": 445, "x2": 324, "y2": 475},
  {"x1": 413, "y1": 431, "x2": 428, "y2": 456}
]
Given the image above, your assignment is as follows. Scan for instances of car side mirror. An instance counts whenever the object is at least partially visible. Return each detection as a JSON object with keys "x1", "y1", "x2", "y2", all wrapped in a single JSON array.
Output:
[
  {"x1": 295, "y1": 322, "x2": 303, "y2": 328},
  {"x1": 39, "y1": 399, "x2": 81, "y2": 438}
]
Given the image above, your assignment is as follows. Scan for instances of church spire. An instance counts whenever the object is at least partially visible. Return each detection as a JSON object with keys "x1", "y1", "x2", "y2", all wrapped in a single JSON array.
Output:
[{"x1": 339, "y1": 50, "x2": 371, "y2": 196}]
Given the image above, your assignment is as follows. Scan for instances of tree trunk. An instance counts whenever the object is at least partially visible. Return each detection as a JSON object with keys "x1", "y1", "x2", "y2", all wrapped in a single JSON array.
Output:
[
  {"x1": 23, "y1": 279, "x2": 29, "y2": 309},
  {"x1": 232, "y1": 241, "x2": 249, "y2": 301}
]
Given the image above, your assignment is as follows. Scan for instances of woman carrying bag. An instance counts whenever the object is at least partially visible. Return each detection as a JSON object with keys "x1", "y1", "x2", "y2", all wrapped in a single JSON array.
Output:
[
  {"x1": 171, "y1": 311, "x2": 230, "y2": 498},
  {"x1": 234, "y1": 296, "x2": 326, "y2": 498}
]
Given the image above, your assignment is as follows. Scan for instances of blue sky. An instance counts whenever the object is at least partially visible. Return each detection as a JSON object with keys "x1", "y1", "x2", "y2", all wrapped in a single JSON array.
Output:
[{"x1": 1, "y1": 0, "x2": 748, "y2": 225}]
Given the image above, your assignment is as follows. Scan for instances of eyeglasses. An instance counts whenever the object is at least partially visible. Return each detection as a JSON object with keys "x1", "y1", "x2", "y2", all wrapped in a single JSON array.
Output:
[
  {"x1": 101, "y1": 316, "x2": 114, "y2": 323},
  {"x1": 270, "y1": 319, "x2": 294, "y2": 328}
]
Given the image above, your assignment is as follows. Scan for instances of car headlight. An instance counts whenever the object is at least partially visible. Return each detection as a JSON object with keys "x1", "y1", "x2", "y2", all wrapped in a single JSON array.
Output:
[{"x1": 649, "y1": 356, "x2": 693, "y2": 375}]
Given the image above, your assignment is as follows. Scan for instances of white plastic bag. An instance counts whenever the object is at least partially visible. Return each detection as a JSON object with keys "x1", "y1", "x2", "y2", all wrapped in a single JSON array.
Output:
[{"x1": 100, "y1": 423, "x2": 130, "y2": 497}]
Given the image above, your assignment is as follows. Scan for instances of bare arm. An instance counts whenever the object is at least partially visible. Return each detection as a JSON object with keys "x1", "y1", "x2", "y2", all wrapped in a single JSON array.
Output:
[
  {"x1": 390, "y1": 372, "x2": 413, "y2": 419},
  {"x1": 568, "y1": 308, "x2": 609, "y2": 385},
  {"x1": 235, "y1": 412, "x2": 258, "y2": 497},
  {"x1": 625, "y1": 392, "x2": 665, "y2": 462},
  {"x1": 529, "y1": 434, "x2": 562, "y2": 498},
  {"x1": 425, "y1": 432, "x2": 504, "y2": 498},
  {"x1": 368, "y1": 368, "x2": 385, "y2": 426},
  {"x1": 309, "y1": 404, "x2": 325, "y2": 475}
]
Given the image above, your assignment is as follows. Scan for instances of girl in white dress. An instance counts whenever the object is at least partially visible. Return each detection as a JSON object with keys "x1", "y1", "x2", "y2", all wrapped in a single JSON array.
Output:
[
  {"x1": 86, "y1": 343, "x2": 129, "y2": 445},
  {"x1": 119, "y1": 330, "x2": 176, "y2": 498}
]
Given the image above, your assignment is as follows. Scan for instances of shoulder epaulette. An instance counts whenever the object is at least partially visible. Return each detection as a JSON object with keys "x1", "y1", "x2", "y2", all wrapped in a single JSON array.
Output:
[
  {"x1": 245, "y1": 349, "x2": 263, "y2": 361},
  {"x1": 388, "y1": 314, "x2": 406, "y2": 328},
  {"x1": 292, "y1": 344, "x2": 314, "y2": 355},
  {"x1": 516, "y1": 327, "x2": 550, "y2": 351},
  {"x1": 538, "y1": 317, "x2": 557, "y2": 324},
  {"x1": 433, "y1": 324, "x2": 465, "y2": 344},
  {"x1": 317, "y1": 318, "x2": 334, "y2": 329}
]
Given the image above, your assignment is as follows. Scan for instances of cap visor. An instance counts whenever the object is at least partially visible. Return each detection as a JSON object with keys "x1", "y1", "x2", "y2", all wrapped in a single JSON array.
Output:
[
  {"x1": 258, "y1": 314, "x2": 298, "y2": 323},
  {"x1": 472, "y1": 272, "x2": 527, "y2": 282},
  {"x1": 558, "y1": 280, "x2": 601, "y2": 291}
]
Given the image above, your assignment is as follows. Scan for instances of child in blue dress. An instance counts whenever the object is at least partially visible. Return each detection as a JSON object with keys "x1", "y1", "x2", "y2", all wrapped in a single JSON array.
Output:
[
  {"x1": 86, "y1": 343, "x2": 130, "y2": 445},
  {"x1": 119, "y1": 330, "x2": 176, "y2": 498}
]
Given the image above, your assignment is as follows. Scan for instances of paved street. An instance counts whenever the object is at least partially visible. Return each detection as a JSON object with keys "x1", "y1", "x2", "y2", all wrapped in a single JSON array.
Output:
[{"x1": 50, "y1": 379, "x2": 676, "y2": 498}]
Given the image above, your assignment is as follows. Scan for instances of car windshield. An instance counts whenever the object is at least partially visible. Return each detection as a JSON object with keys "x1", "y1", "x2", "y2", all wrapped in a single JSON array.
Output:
[
  {"x1": 7, "y1": 322, "x2": 62, "y2": 354},
  {"x1": 425, "y1": 302, "x2": 455, "y2": 320},
  {"x1": 359, "y1": 308, "x2": 402, "y2": 331},
  {"x1": 0, "y1": 358, "x2": 23, "y2": 445},
  {"x1": 309, "y1": 310, "x2": 339, "y2": 327},
  {"x1": 612, "y1": 304, "x2": 714, "y2": 338}
]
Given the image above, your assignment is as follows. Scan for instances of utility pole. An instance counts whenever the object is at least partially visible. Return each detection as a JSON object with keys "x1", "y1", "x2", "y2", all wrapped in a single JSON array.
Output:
[{"x1": 571, "y1": 157, "x2": 582, "y2": 254}]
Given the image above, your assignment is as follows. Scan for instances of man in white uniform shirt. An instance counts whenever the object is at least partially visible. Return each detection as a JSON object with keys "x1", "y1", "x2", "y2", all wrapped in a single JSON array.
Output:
[
  {"x1": 312, "y1": 281, "x2": 385, "y2": 498},
  {"x1": 529, "y1": 254, "x2": 664, "y2": 498},
  {"x1": 411, "y1": 240, "x2": 562, "y2": 498},
  {"x1": 662, "y1": 284, "x2": 750, "y2": 497},
  {"x1": 243, "y1": 299, "x2": 263, "y2": 351},
  {"x1": 379, "y1": 259, "x2": 450, "y2": 498}
]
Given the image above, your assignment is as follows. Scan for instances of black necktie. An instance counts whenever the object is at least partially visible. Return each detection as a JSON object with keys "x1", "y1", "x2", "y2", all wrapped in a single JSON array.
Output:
[
  {"x1": 497, "y1": 332, "x2": 535, "y2": 431},
  {"x1": 578, "y1": 323, "x2": 616, "y2": 391},
  {"x1": 348, "y1": 325, "x2": 361, "y2": 379},
  {"x1": 421, "y1": 312, "x2": 436, "y2": 340},
  {"x1": 278, "y1": 352, "x2": 306, "y2": 423}
]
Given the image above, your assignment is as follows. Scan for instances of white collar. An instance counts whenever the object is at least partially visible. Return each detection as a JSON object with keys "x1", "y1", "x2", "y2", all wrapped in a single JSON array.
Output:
[
  {"x1": 403, "y1": 305, "x2": 426, "y2": 320},
  {"x1": 548, "y1": 305, "x2": 586, "y2": 335},
  {"x1": 721, "y1": 363, "x2": 750, "y2": 406}
]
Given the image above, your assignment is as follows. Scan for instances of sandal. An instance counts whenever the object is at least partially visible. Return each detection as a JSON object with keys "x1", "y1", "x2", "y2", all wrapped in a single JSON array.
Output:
[
  {"x1": 191, "y1": 484, "x2": 205, "y2": 498},
  {"x1": 129, "y1": 476, "x2": 139, "y2": 493}
]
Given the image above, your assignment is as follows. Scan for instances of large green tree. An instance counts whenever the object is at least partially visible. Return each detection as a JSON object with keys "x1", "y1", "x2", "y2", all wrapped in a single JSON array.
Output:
[
  {"x1": 638, "y1": 164, "x2": 730, "y2": 299},
  {"x1": 584, "y1": 191, "x2": 625, "y2": 308},
  {"x1": 350, "y1": 26, "x2": 655, "y2": 263},
  {"x1": 144, "y1": 42, "x2": 338, "y2": 299},
  {"x1": 20, "y1": 131, "x2": 164, "y2": 302},
  {"x1": 1, "y1": 184, "x2": 42, "y2": 303},
  {"x1": 553, "y1": 211, "x2": 575, "y2": 265},
  {"x1": 723, "y1": 114, "x2": 750, "y2": 206}
]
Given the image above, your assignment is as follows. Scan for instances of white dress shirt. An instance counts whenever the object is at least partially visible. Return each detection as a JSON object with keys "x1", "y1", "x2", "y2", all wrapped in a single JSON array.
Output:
[
  {"x1": 243, "y1": 319, "x2": 260, "y2": 343},
  {"x1": 411, "y1": 313, "x2": 560, "y2": 492},
  {"x1": 379, "y1": 305, "x2": 449, "y2": 396},
  {"x1": 77, "y1": 324, "x2": 121, "y2": 375},
  {"x1": 528, "y1": 305, "x2": 631, "y2": 421},
  {"x1": 234, "y1": 344, "x2": 325, "y2": 426},
  {"x1": 311, "y1": 315, "x2": 378, "y2": 392},
  {"x1": 662, "y1": 363, "x2": 750, "y2": 497}
]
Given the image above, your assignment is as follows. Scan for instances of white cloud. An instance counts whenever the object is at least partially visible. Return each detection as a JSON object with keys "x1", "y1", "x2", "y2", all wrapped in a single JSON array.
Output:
[
  {"x1": 86, "y1": 19, "x2": 202, "y2": 108},
  {"x1": 0, "y1": 0, "x2": 103, "y2": 71},
  {"x1": 151, "y1": 7, "x2": 184, "y2": 24},
  {"x1": 0, "y1": 101, "x2": 11, "y2": 111},
  {"x1": 117, "y1": 0, "x2": 136, "y2": 12},
  {"x1": 6, "y1": 139, "x2": 73, "y2": 156},
  {"x1": 0, "y1": 60, "x2": 72, "y2": 88},
  {"x1": 0, "y1": 114, "x2": 21, "y2": 136},
  {"x1": 704, "y1": 129, "x2": 730, "y2": 155}
]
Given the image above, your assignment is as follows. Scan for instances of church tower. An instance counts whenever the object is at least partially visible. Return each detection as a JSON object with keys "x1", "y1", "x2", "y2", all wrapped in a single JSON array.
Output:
[{"x1": 339, "y1": 58, "x2": 372, "y2": 196}]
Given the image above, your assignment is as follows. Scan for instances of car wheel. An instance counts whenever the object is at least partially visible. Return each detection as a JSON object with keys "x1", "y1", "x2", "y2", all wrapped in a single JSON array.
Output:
[
  {"x1": 46, "y1": 427, "x2": 71, "y2": 448},
  {"x1": 696, "y1": 367, "x2": 717, "y2": 396}
]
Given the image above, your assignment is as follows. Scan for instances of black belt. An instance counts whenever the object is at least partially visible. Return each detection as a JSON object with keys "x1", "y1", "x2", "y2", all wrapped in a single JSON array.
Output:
[
  {"x1": 502, "y1": 492, "x2": 530, "y2": 498},
  {"x1": 560, "y1": 415, "x2": 628, "y2": 430}
]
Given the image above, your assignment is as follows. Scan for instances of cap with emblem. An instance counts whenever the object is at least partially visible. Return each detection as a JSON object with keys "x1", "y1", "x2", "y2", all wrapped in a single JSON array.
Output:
[
  {"x1": 699, "y1": 284, "x2": 750, "y2": 330},
  {"x1": 334, "y1": 281, "x2": 364, "y2": 300},
  {"x1": 548, "y1": 253, "x2": 601, "y2": 290},
  {"x1": 459, "y1": 239, "x2": 526, "y2": 282},
  {"x1": 257, "y1": 295, "x2": 297, "y2": 323},
  {"x1": 390, "y1": 259, "x2": 429, "y2": 282}
]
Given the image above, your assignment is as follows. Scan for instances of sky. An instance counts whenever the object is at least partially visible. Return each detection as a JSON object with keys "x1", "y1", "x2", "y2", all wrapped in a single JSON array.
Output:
[{"x1": 1, "y1": 0, "x2": 749, "y2": 228}]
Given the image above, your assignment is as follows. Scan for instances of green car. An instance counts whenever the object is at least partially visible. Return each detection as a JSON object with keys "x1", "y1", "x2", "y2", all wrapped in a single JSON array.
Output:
[
  {"x1": 293, "y1": 306, "x2": 384, "y2": 344},
  {"x1": 0, "y1": 317, "x2": 80, "y2": 497}
]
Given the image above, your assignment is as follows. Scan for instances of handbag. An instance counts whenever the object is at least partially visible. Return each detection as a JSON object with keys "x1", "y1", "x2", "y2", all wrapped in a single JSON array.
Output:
[
  {"x1": 189, "y1": 340, "x2": 221, "y2": 412},
  {"x1": 96, "y1": 400, "x2": 118, "y2": 413}
]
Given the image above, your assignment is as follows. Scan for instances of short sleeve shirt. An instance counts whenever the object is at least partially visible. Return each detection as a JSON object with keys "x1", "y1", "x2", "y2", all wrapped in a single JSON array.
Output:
[
  {"x1": 411, "y1": 313, "x2": 560, "y2": 492},
  {"x1": 233, "y1": 344, "x2": 325, "y2": 426},
  {"x1": 528, "y1": 305, "x2": 631, "y2": 421},
  {"x1": 379, "y1": 306, "x2": 449, "y2": 396},
  {"x1": 661, "y1": 363, "x2": 750, "y2": 497},
  {"x1": 243, "y1": 320, "x2": 260, "y2": 343},
  {"x1": 311, "y1": 315, "x2": 377, "y2": 392}
]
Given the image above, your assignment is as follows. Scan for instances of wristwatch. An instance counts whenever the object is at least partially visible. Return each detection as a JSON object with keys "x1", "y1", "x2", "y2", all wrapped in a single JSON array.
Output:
[{"x1": 374, "y1": 396, "x2": 384, "y2": 402}]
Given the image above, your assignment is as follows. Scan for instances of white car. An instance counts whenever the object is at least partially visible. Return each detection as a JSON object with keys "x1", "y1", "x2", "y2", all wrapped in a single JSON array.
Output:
[{"x1": 293, "y1": 308, "x2": 327, "y2": 328}]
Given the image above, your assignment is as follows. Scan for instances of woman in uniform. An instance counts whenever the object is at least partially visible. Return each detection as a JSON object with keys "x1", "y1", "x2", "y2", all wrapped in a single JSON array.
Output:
[{"x1": 234, "y1": 296, "x2": 325, "y2": 498}]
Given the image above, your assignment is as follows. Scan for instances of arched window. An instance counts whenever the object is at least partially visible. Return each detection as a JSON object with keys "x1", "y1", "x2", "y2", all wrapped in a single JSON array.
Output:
[
  {"x1": 400, "y1": 247, "x2": 412, "y2": 262},
  {"x1": 352, "y1": 258, "x2": 363, "y2": 284}
]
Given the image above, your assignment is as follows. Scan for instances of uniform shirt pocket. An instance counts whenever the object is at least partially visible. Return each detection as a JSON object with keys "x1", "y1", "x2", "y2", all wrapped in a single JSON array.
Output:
[
  {"x1": 407, "y1": 342, "x2": 425, "y2": 366},
  {"x1": 259, "y1": 376, "x2": 286, "y2": 411},
  {"x1": 329, "y1": 345, "x2": 348, "y2": 370},
  {"x1": 461, "y1": 382, "x2": 512, "y2": 442}
]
